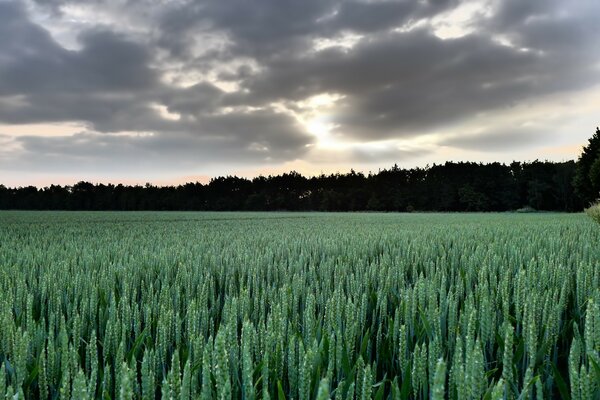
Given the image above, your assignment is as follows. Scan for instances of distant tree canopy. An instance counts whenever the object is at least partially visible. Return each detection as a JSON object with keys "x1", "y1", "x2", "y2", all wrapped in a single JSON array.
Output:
[
  {"x1": 0, "y1": 160, "x2": 584, "y2": 211},
  {"x1": 574, "y1": 127, "x2": 600, "y2": 206}
]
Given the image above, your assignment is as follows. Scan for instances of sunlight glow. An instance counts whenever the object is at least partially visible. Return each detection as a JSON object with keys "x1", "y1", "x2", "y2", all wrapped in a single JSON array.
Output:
[
  {"x1": 431, "y1": 0, "x2": 493, "y2": 39},
  {"x1": 151, "y1": 103, "x2": 181, "y2": 121},
  {"x1": 0, "y1": 122, "x2": 86, "y2": 137},
  {"x1": 313, "y1": 34, "x2": 363, "y2": 52},
  {"x1": 292, "y1": 93, "x2": 346, "y2": 148},
  {"x1": 305, "y1": 119, "x2": 340, "y2": 148}
]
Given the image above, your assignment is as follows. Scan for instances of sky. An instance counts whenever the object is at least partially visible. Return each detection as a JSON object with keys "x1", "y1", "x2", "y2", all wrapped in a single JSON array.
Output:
[{"x1": 0, "y1": 0, "x2": 599, "y2": 187}]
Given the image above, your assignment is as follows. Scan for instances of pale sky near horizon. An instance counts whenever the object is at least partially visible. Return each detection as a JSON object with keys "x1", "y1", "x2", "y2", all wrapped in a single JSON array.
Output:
[{"x1": 0, "y1": 0, "x2": 599, "y2": 187}]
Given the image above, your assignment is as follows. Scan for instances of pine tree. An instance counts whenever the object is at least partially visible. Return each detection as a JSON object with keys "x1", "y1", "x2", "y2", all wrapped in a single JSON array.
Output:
[{"x1": 574, "y1": 127, "x2": 600, "y2": 205}]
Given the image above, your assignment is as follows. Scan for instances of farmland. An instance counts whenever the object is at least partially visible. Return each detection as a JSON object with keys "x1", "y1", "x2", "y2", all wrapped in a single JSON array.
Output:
[{"x1": 0, "y1": 212, "x2": 599, "y2": 399}]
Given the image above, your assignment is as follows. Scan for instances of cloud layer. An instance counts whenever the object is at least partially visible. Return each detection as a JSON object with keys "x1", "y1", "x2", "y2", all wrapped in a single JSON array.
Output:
[{"x1": 1, "y1": 0, "x2": 599, "y2": 183}]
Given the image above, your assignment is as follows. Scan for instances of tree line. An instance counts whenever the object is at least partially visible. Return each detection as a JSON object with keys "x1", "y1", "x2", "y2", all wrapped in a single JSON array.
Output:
[
  {"x1": 0, "y1": 160, "x2": 585, "y2": 212},
  {"x1": 2, "y1": 128, "x2": 599, "y2": 212}
]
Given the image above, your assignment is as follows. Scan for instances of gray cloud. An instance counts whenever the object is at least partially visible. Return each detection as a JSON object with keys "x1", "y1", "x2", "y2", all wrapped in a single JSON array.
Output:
[
  {"x1": 159, "y1": 82, "x2": 225, "y2": 117},
  {"x1": 4, "y1": 127, "x2": 310, "y2": 174},
  {"x1": 198, "y1": 111, "x2": 313, "y2": 154},
  {"x1": 329, "y1": 0, "x2": 458, "y2": 33},
  {"x1": 0, "y1": 1, "x2": 313, "y2": 163},
  {"x1": 0, "y1": 1, "x2": 162, "y2": 130},
  {"x1": 0, "y1": 7, "x2": 158, "y2": 95},
  {"x1": 440, "y1": 128, "x2": 545, "y2": 152},
  {"x1": 237, "y1": 9, "x2": 600, "y2": 140},
  {"x1": 1, "y1": 0, "x2": 599, "y2": 176}
]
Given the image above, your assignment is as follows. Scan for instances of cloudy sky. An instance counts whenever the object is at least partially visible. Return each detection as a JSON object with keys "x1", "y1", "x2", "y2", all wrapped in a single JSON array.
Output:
[{"x1": 1, "y1": 0, "x2": 599, "y2": 186}]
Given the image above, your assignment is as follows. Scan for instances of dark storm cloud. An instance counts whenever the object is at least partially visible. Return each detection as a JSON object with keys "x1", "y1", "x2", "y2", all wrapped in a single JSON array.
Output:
[
  {"x1": 0, "y1": 1, "x2": 163, "y2": 130},
  {"x1": 1, "y1": 0, "x2": 599, "y2": 169},
  {"x1": 0, "y1": 6, "x2": 157, "y2": 95},
  {"x1": 233, "y1": 0, "x2": 600, "y2": 140},
  {"x1": 243, "y1": 30, "x2": 533, "y2": 119},
  {"x1": 158, "y1": 82, "x2": 225, "y2": 117},
  {"x1": 490, "y1": 0, "x2": 599, "y2": 56},
  {"x1": 330, "y1": 0, "x2": 458, "y2": 33},
  {"x1": 198, "y1": 111, "x2": 313, "y2": 154},
  {"x1": 167, "y1": 0, "x2": 598, "y2": 144},
  {"x1": 237, "y1": 26, "x2": 597, "y2": 141},
  {"x1": 0, "y1": 1, "x2": 313, "y2": 160},
  {"x1": 151, "y1": 0, "x2": 458, "y2": 62}
]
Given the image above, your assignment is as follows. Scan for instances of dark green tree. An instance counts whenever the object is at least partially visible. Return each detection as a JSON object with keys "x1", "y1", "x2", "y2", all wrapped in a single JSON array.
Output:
[
  {"x1": 458, "y1": 184, "x2": 488, "y2": 211},
  {"x1": 574, "y1": 127, "x2": 600, "y2": 205},
  {"x1": 0, "y1": 160, "x2": 583, "y2": 211}
]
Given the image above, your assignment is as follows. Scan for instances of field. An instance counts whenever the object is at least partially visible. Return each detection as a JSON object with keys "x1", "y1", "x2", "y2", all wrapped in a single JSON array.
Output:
[{"x1": 0, "y1": 212, "x2": 599, "y2": 399}]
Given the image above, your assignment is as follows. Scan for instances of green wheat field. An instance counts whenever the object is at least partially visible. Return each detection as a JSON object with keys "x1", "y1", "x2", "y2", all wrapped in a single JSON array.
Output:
[{"x1": 0, "y1": 212, "x2": 599, "y2": 399}]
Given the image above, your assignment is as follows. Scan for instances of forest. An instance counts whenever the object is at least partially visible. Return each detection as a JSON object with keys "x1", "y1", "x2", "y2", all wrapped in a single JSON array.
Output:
[{"x1": 0, "y1": 160, "x2": 586, "y2": 212}]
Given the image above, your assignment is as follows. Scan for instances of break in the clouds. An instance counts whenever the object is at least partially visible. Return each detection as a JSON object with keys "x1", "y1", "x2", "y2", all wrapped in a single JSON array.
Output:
[{"x1": 1, "y1": 0, "x2": 599, "y2": 185}]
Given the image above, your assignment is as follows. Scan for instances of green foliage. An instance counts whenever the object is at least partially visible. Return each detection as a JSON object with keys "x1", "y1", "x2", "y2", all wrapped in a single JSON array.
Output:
[
  {"x1": 0, "y1": 211, "x2": 599, "y2": 399},
  {"x1": 574, "y1": 127, "x2": 600, "y2": 205},
  {"x1": 0, "y1": 160, "x2": 583, "y2": 212},
  {"x1": 586, "y1": 203, "x2": 600, "y2": 225}
]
